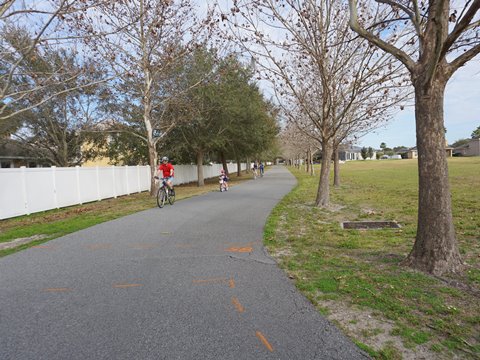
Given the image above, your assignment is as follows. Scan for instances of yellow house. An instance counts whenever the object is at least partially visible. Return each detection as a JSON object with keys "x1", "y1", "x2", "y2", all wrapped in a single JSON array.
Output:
[
  {"x1": 81, "y1": 136, "x2": 114, "y2": 167},
  {"x1": 406, "y1": 142, "x2": 453, "y2": 160}
]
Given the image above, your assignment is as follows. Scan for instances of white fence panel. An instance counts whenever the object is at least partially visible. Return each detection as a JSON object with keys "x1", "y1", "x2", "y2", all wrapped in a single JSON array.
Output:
[
  {"x1": 24, "y1": 168, "x2": 56, "y2": 214},
  {"x1": 126, "y1": 166, "x2": 139, "y2": 194},
  {"x1": 113, "y1": 167, "x2": 127, "y2": 197},
  {"x1": 78, "y1": 167, "x2": 99, "y2": 204},
  {"x1": 98, "y1": 167, "x2": 115, "y2": 199},
  {"x1": 0, "y1": 168, "x2": 26, "y2": 218},
  {"x1": 55, "y1": 168, "x2": 79, "y2": 208},
  {"x1": 0, "y1": 163, "x2": 248, "y2": 220}
]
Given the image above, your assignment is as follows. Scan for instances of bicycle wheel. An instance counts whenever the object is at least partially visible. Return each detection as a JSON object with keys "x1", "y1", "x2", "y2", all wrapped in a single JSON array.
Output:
[
  {"x1": 168, "y1": 189, "x2": 175, "y2": 205},
  {"x1": 157, "y1": 187, "x2": 166, "y2": 208}
]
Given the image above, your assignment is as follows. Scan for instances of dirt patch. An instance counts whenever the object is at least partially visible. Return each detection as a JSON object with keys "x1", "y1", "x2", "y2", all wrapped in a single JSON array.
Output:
[
  {"x1": 362, "y1": 208, "x2": 379, "y2": 216},
  {"x1": 342, "y1": 221, "x2": 401, "y2": 229},
  {"x1": 0, "y1": 234, "x2": 49, "y2": 250},
  {"x1": 319, "y1": 299, "x2": 447, "y2": 360},
  {"x1": 271, "y1": 247, "x2": 294, "y2": 258},
  {"x1": 324, "y1": 203, "x2": 345, "y2": 212}
]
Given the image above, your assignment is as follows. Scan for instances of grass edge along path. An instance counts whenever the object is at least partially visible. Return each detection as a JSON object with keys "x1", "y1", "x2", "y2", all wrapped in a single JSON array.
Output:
[
  {"x1": 264, "y1": 159, "x2": 479, "y2": 360},
  {"x1": 0, "y1": 171, "x2": 253, "y2": 258}
]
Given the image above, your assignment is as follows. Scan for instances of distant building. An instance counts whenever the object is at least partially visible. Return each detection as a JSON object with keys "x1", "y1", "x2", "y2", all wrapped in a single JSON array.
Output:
[
  {"x1": 400, "y1": 142, "x2": 453, "y2": 159},
  {"x1": 338, "y1": 145, "x2": 376, "y2": 161},
  {"x1": 454, "y1": 138, "x2": 480, "y2": 156},
  {"x1": 0, "y1": 139, "x2": 49, "y2": 168}
]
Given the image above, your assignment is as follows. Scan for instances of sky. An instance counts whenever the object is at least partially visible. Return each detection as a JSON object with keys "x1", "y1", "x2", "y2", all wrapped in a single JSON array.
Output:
[{"x1": 358, "y1": 60, "x2": 480, "y2": 149}]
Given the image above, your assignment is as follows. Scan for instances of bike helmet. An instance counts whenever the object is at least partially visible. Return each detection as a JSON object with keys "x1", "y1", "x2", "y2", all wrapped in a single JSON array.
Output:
[{"x1": 161, "y1": 156, "x2": 169, "y2": 162}]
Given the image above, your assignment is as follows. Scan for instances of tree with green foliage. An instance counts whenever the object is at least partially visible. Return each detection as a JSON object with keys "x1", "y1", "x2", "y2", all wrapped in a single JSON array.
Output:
[
  {"x1": 367, "y1": 147, "x2": 374, "y2": 159},
  {"x1": 451, "y1": 139, "x2": 470, "y2": 148},
  {"x1": 163, "y1": 51, "x2": 278, "y2": 186},
  {"x1": 1, "y1": 29, "x2": 107, "y2": 166},
  {"x1": 360, "y1": 147, "x2": 368, "y2": 160},
  {"x1": 472, "y1": 125, "x2": 480, "y2": 139}
]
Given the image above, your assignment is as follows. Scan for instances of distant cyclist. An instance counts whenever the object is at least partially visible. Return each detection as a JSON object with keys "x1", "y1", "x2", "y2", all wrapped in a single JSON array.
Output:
[
  {"x1": 252, "y1": 162, "x2": 258, "y2": 179},
  {"x1": 157, "y1": 156, "x2": 175, "y2": 194},
  {"x1": 219, "y1": 169, "x2": 229, "y2": 192}
]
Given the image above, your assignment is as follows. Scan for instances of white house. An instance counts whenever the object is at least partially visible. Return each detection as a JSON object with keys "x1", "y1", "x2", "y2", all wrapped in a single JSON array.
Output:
[{"x1": 338, "y1": 145, "x2": 376, "y2": 161}]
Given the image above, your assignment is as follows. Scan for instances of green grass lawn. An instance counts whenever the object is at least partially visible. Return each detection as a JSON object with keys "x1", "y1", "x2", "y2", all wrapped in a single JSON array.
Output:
[
  {"x1": 0, "y1": 170, "x2": 253, "y2": 257},
  {"x1": 265, "y1": 158, "x2": 480, "y2": 359}
]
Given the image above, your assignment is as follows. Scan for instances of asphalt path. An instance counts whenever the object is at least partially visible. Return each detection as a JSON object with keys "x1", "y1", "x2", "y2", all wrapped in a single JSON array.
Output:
[{"x1": 0, "y1": 166, "x2": 368, "y2": 360}]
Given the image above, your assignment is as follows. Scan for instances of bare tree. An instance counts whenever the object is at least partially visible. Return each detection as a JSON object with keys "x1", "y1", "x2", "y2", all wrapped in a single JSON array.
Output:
[
  {"x1": 348, "y1": 0, "x2": 480, "y2": 275},
  {"x1": 221, "y1": 0, "x2": 409, "y2": 206},
  {"x1": 70, "y1": 0, "x2": 214, "y2": 193},
  {"x1": 0, "y1": 0, "x2": 115, "y2": 121},
  {"x1": 278, "y1": 123, "x2": 317, "y2": 173}
]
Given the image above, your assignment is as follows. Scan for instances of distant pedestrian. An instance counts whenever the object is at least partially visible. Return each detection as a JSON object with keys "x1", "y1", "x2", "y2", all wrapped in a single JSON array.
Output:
[{"x1": 259, "y1": 162, "x2": 264, "y2": 177}]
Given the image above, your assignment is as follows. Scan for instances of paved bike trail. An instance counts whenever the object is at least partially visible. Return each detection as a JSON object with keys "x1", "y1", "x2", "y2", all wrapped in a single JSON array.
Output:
[{"x1": 0, "y1": 166, "x2": 368, "y2": 360}]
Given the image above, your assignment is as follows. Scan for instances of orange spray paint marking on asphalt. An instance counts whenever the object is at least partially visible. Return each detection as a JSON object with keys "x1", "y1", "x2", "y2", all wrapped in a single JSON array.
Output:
[
  {"x1": 43, "y1": 288, "x2": 71, "y2": 292},
  {"x1": 113, "y1": 284, "x2": 143, "y2": 288},
  {"x1": 192, "y1": 278, "x2": 228, "y2": 285},
  {"x1": 229, "y1": 278, "x2": 235, "y2": 288},
  {"x1": 225, "y1": 247, "x2": 253, "y2": 253},
  {"x1": 256, "y1": 331, "x2": 274, "y2": 352},
  {"x1": 32, "y1": 245, "x2": 54, "y2": 249},
  {"x1": 231, "y1": 297, "x2": 245, "y2": 313}
]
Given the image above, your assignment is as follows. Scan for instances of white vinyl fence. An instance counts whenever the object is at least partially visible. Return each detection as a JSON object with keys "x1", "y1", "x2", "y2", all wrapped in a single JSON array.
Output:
[{"x1": 0, "y1": 163, "x2": 246, "y2": 220}]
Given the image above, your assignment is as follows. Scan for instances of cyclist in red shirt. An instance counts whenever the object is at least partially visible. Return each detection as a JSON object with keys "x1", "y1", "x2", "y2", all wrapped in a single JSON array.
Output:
[{"x1": 157, "y1": 156, "x2": 175, "y2": 194}]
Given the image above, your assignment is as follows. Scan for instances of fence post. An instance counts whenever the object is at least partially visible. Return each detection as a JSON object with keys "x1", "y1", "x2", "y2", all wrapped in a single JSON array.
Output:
[
  {"x1": 51, "y1": 166, "x2": 59, "y2": 209},
  {"x1": 75, "y1": 165, "x2": 82, "y2": 205},
  {"x1": 112, "y1": 166, "x2": 117, "y2": 198},
  {"x1": 125, "y1": 165, "x2": 130, "y2": 195},
  {"x1": 20, "y1": 166, "x2": 30, "y2": 215},
  {"x1": 96, "y1": 166, "x2": 101, "y2": 201}
]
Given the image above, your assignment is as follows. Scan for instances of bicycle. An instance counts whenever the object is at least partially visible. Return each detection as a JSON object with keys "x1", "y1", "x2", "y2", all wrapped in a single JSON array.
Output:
[
  {"x1": 219, "y1": 176, "x2": 228, "y2": 192},
  {"x1": 154, "y1": 177, "x2": 175, "y2": 208}
]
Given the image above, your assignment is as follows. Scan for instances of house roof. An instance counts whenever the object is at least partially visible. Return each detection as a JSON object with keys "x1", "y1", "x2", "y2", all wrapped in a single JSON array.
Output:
[{"x1": 0, "y1": 139, "x2": 38, "y2": 160}]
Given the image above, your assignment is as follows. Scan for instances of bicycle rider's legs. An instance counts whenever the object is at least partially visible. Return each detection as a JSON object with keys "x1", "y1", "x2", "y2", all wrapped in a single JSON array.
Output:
[{"x1": 166, "y1": 177, "x2": 174, "y2": 191}]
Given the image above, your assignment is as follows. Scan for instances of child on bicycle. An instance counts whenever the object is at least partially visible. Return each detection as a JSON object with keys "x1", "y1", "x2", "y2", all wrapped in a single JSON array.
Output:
[{"x1": 219, "y1": 169, "x2": 229, "y2": 192}]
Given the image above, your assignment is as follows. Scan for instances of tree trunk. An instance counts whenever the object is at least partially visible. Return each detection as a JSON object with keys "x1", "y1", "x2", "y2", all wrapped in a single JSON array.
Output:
[
  {"x1": 142, "y1": 68, "x2": 157, "y2": 196},
  {"x1": 236, "y1": 158, "x2": 242, "y2": 176},
  {"x1": 196, "y1": 150, "x2": 204, "y2": 187},
  {"x1": 306, "y1": 150, "x2": 310, "y2": 173},
  {"x1": 219, "y1": 151, "x2": 229, "y2": 176},
  {"x1": 147, "y1": 140, "x2": 157, "y2": 196},
  {"x1": 315, "y1": 142, "x2": 333, "y2": 207},
  {"x1": 333, "y1": 147, "x2": 340, "y2": 187},
  {"x1": 404, "y1": 75, "x2": 463, "y2": 275}
]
